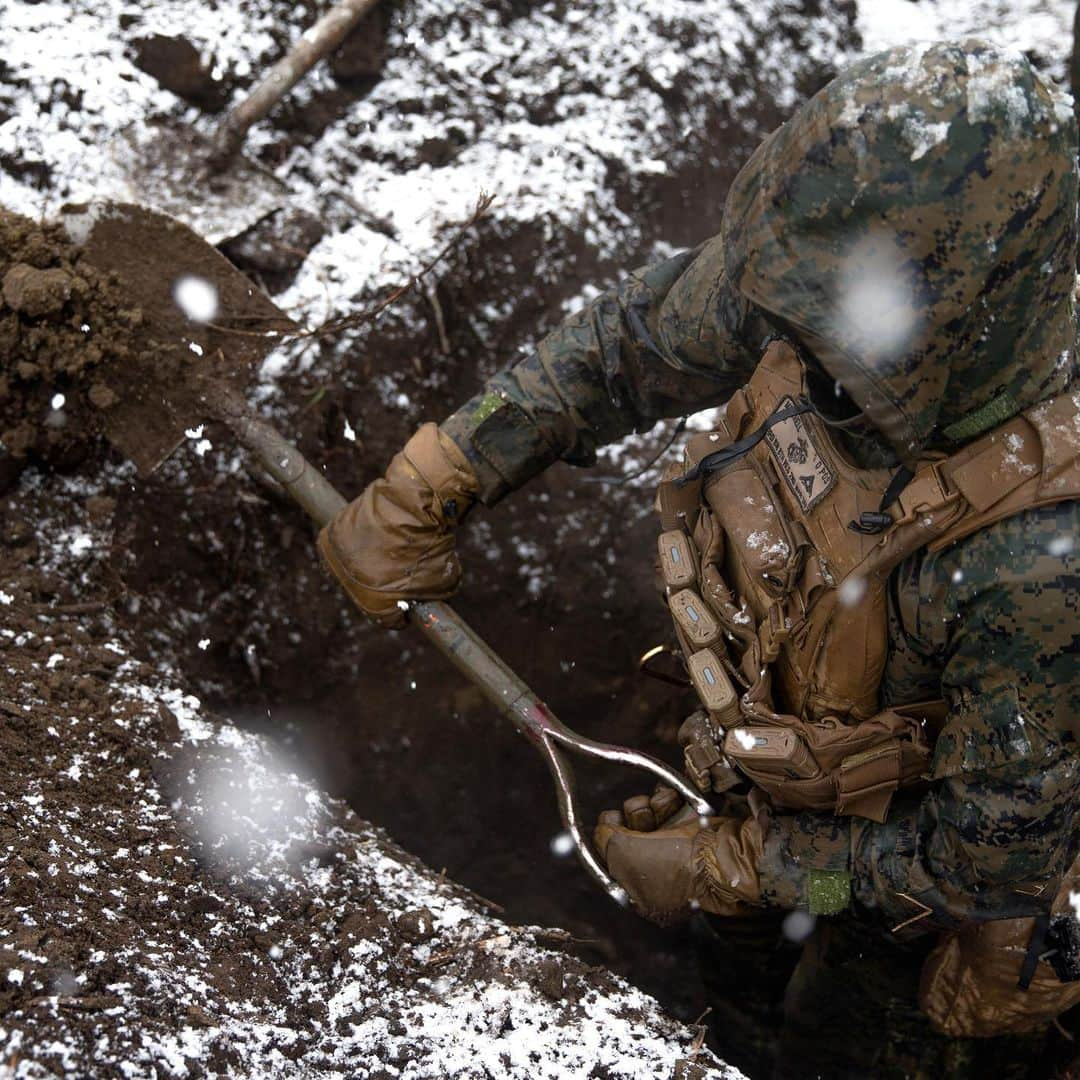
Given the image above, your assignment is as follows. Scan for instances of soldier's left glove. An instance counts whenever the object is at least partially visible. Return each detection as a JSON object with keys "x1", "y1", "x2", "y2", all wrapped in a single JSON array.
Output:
[
  {"x1": 317, "y1": 423, "x2": 478, "y2": 628},
  {"x1": 594, "y1": 787, "x2": 765, "y2": 924}
]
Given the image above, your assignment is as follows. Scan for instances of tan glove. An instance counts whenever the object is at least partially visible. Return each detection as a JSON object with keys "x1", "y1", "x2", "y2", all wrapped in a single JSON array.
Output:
[
  {"x1": 594, "y1": 787, "x2": 765, "y2": 924},
  {"x1": 318, "y1": 423, "x2": 479, "y2": 628}
]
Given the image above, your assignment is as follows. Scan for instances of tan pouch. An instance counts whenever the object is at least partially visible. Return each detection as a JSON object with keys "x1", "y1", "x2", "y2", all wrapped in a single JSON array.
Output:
[
  {"x1": 919, "y1": 857, "x2": 1080, "y2": 1036},
  {"x1": 724, "y1": 709, "x2": 931, "y2": 821}
]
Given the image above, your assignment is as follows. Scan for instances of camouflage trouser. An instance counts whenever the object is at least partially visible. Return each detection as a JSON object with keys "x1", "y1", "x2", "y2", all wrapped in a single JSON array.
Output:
[{"x1": 695, "y1": 913, "x2": 1054, "y2": 1080}]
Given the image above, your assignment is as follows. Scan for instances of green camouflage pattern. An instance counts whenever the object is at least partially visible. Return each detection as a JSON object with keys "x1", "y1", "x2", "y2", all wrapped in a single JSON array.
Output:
[
  {"x1": 439, "y1": 42, "x2": 1080, "y2": 930},
  {"x1": 758, "y1": 499, "x2": 1080, "y2": 929},
  {"x1": 443, "y1": 41, "x2": 1078, "y2": 493},
  {"x1": 724, "y1": 40, "x2": 1078, "y2": 460},
  {"x1": 441, "y1": 239, "x2": 771, "y2": 501}
]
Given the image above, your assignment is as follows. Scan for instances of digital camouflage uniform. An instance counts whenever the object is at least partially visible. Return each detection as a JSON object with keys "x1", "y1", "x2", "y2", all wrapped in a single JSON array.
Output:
[{"x1": 442, "y1": 41, "x2": 1080, "y2": 1077}]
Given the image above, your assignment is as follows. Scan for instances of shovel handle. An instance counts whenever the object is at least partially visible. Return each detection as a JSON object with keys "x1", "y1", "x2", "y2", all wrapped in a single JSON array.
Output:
[{"x1": 210, "y1": 387, "x2": 713, "y2": 900}]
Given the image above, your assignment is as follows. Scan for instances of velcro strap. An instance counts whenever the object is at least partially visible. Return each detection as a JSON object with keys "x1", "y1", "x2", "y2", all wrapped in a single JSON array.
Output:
[
  {"x1": 757, "y1": 602, "x2": 789, "y2": 664},
  {"x1": 836, "y1": 740, "x2": 902, "y2": 823},
  {"x1": 808, "y1": 869, "x2": 851, "y2": 916},
  {"x1": 657, "y1": 474, "x2": 702, "y2": 532},
  {"x1": 942, "y1": 390, "x2": 1018, "y2": 443}
]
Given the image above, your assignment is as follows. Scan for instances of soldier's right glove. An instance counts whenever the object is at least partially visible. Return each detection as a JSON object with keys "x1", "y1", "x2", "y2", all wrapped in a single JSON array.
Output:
[
  {"x1": 317, "y1": 423, "x2": 479, "y2": 628},
  {"x1": 594, "y1": 786, "x2": 766, "y2": 925}
]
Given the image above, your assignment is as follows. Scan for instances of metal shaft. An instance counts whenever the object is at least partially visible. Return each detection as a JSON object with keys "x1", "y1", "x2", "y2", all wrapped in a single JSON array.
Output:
[{"x1": 208, "y1": 385, "x2": 712, "y2": 897}]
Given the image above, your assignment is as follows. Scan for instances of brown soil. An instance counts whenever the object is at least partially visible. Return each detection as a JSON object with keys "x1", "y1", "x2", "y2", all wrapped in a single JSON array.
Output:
[
  {"x1": 0, "y1": 211, "x2": 143, "y2": 490},
  {"x1": 5, "y1": 5, "x2": 1078, "y2": 1076},
  {"x1": 0, "y1": 568, "x2": 728, "y2": 1077}
]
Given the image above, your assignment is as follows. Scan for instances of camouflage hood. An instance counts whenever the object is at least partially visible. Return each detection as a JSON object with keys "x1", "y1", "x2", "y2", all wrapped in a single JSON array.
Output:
[{"x1": 722, "y1": 40, "x2": 1079, "y2": 460}]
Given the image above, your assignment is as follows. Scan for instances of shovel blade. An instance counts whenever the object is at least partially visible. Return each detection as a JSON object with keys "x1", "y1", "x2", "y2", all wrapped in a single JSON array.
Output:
[{"x1": 61, "y1": 200, "x2": 292, "y2": 476}]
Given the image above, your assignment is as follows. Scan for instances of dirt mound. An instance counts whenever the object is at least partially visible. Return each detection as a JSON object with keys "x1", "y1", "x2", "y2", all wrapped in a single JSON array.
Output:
[
  {"x1": 0, "y1": 210, "x2": 141, "y2": 492},
  {"x1": 6, "y1": 0, "x2": 1078, "y2": 1075},
  {"x1": 0, "y1": 513, "x2": 737, "y2": 1078}
]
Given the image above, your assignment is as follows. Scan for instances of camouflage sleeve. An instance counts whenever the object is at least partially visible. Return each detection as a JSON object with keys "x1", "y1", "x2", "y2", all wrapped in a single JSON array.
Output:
[
  {"x1": 440, "y1": 237, "x2": 774, "y2": 503},
  {"x1": 756, "y1": 501, "x2": 1079, "y2": 927}
]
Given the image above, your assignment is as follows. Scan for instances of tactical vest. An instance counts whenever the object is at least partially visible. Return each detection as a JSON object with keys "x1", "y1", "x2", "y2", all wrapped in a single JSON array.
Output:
[{"x1": 657, "y1": 338, "x2": 1080, "y2": 824}]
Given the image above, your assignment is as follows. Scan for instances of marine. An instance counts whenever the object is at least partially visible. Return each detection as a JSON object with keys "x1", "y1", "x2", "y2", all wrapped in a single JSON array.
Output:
[{"x1": 318, "y1": 40, "x2": 1080, "y2": 1077}]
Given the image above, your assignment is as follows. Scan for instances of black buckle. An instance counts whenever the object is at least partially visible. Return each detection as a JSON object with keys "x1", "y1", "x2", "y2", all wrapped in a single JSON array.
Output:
[{"x1": 849, "y1": 511, "x2": 893, "y2": 535}]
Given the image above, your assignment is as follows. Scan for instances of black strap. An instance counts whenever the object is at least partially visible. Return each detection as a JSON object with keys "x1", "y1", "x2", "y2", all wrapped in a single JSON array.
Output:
[
  {"x1": 676, "y1": 400, "x2": 814, "y2": 487},
  {"x1": 849, "y1": 464, "x2": 916, "y2": 535},
  {"x1": 879, "y1": 464, "x2": 915, "y2": 513},
  {"x1": 1018, "y1": 912, "x2": 1052, "y2": 991}
]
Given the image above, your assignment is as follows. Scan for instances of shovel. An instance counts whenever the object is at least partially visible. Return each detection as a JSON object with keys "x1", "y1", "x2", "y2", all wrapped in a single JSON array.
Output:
[
  {"x1": 115, "y1": 2, "x2": 383, "y2": 244},
  {"x1": 65, "y1": 200, "x2": 713, "y2": 903}
]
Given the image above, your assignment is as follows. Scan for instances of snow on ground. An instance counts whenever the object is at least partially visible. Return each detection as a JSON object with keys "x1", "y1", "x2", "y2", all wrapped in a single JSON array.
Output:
[
  {"x1": 3, "y1": 0, "x2": 1073, "y2": 461},
  {"x1": 0, "y1": 478, "x2": 741, "y2": 1078},
  {"x1": 0, "y1": 0, "x2": 858, "y2": 389},
  {"x1": 857, "y1": 0, "x2": 1075, "y2": 76},
  {"x1": 1, "y1": 3, "x2": 1078, "y2": 1075}
]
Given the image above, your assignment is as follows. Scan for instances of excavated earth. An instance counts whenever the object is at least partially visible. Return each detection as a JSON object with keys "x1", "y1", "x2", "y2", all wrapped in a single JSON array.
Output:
[{"x1": 2, "y1": 0, "x2": 1079, "y2": 1076}]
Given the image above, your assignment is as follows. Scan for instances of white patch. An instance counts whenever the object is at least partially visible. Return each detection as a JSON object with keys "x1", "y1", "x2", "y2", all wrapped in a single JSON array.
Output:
[
  {"x1": 1048, "y1": 535, "x2": 1074, "y2": 557},
  {"x1": 833, "y1": 235, "x2": 919, "y2": 363},
  {"x1": 173, "y1": 276, "x2": 219, "y2": 324},
  {"x1": 732, "y1": 728, "x2": 757, "y2": 751},
  {"x1": 782, "y1": 910, "x2": 816, "y2": 943},
  {"x1": 549, "y1": 832, "x2": 574, "y2": 857},
  {"x1": 838, "y1": 576, "x2": 867, "y2": 607}
]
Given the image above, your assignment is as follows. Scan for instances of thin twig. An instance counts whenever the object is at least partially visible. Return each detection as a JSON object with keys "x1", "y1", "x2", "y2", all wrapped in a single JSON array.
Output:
[
  {"x1": 688, "y1": 1006, "x2": 713, "y2": 1057},
  {"x1": 30, "y1": 600, "x2": 110, "y2": 615},
  {"x1": 426, "y1": 282, "x2": 450, "y2": 354},
  {"x1": 310, "y1": 191, "x2": 495, "y2": 339}
]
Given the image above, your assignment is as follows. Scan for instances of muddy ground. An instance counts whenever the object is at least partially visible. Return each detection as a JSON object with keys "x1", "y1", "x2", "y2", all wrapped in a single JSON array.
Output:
[
  {"x1": 0, "y1": 567, "x2": 736, "y2": 1078},
  {"x1": 3, "y1": 0, "x2": 1080, "y2": 1076}
]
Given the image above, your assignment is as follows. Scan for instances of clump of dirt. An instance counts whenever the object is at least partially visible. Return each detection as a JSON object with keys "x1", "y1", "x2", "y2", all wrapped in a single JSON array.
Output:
[
  {"x1": 0, "y1": 209, "x2": 142, "y2": 492},
  {"x1": 128, "y1": 33, "x2": 229, "y2": 113}
]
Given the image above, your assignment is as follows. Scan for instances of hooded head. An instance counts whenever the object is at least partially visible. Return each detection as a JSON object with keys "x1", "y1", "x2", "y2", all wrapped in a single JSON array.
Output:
[{"x1": 723, "y1": 40, "x2": 1078, "y2": 461}]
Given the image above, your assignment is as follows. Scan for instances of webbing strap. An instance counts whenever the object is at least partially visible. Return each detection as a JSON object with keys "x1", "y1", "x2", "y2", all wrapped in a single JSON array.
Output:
[
  {"x1": 879, "y1": 464, "x2": 915, "y2": 512},
  {"x1": 677, "y1": 400, "x2": 814, "y2": 486}
]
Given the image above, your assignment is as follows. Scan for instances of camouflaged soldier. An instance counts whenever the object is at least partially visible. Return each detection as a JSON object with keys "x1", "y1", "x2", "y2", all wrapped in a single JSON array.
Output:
[{"x1": 320, "y1": 41, "x2": 1080, "y2": 1076}]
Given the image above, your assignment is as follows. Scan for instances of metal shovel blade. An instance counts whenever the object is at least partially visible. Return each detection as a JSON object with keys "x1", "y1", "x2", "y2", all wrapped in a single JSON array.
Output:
[
  {"x1": 61, "y1": 200, "x2": 294, "y2": 475},
  {"x1": 111, "y1": 125, "x2": 289, "y2": 245}
]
